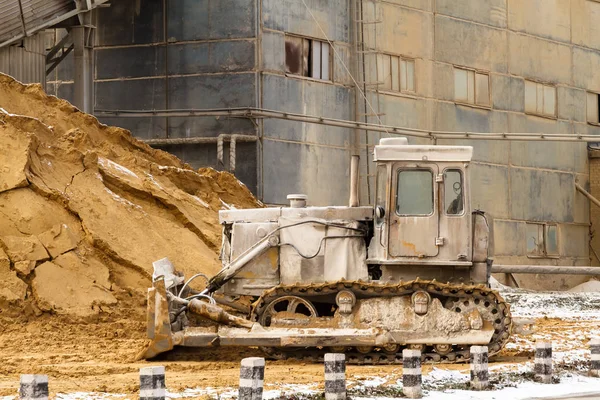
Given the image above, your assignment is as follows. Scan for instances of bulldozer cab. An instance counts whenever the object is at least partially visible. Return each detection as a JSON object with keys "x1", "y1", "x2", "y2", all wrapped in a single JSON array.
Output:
[{"x1": 371, "y1": 138, "x2": 474, "y2": 265}]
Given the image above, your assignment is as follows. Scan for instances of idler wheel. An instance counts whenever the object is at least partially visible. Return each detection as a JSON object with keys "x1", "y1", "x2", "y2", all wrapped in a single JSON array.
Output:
[
  {"x1": 259, "y1": 296, "x2": 318, "y2": 327},
  {"x1": 434, "y1": 344, "x2": 452, "y2": 355}
]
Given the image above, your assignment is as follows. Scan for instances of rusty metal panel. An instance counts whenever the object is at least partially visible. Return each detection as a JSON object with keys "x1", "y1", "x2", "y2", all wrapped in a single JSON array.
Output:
[{"x1": 284, "y1": 35, "x2": 309, "y2": 76}]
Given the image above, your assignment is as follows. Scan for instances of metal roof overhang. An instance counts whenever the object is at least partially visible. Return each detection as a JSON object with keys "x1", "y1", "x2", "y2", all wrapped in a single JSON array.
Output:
[
  {"x1": 374, "y1": 145, "x2": 474, "y2": 162},
  {"x1": 0, "y1": 0, "x2": 109, "y2": 49}
]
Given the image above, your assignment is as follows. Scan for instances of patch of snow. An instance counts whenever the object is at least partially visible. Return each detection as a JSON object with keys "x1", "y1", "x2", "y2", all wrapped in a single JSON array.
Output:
[
  {"x1": 501, "y1": 290, "x2": 600, "y2": 320},
  {"x1": 98, "y1": 157, "x2": 138, "y2": 179},
  {"x1": 104, "y1": 187, "x2": 144, "y2": 212},
  {"x1": 192, "y1": 195, "x2": 210, "y2": 209},
  {"x1": 143, "y1": 172, "x2": 164, "y2": 191},
  {"x1": 569, "y1": 280, "x2": 600, "y2": 293},
  {"x1": 422, "y1": 374, "x2": 600, "y2": 400},
  {"x1": 56, "y1": 393, "x2": 127, "y2": 400},
  {"x1": 220, "y1": 199, "x2": 236, "y2": 210}
]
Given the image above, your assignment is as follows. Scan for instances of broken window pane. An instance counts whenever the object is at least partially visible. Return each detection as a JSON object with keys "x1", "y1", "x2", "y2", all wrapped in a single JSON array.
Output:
[
  {"x1": 302, "y1": 38, "x2": 310, "y2": 75},
  {"x1": 396, "y1": 170, "x2": 433, "y2": 215},
  {"x1": 526, "y1": 223, "x2": 544, "y2": 257},
  {"x1": 454, "y1": 68, "x2": 468, "y2": 102},
  {"x1": 546, "y1": 225, "x2": 558, "y2": 256},
  {"x1": 475, "y1": 72, "x2": 490, "y2": 106},
  {"x1": 285, "y1": 36, "x2": 304, "y2": 75},
  {"x1": 444, "y1": 169, "x2": 463, "y2": 215},
  {"x1": 588, "y1": 92, "x2": 599, "y2": 124}
]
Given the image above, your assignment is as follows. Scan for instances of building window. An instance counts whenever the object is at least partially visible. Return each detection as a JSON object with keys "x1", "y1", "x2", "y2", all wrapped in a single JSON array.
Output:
[
  {"x1": 524, "y1": 80, "x2": 556, "y2": 118},
  {"x1": 285, "y1": 35, "x2": 331, "y2": 81},
  {"x1": 378, "y1": 54, "x2": 415, "y2": 93},
  {"x1": 453, "y1": 67, "x2": 490, "y2": 107},
  {"x1": 587, "y1": 91, "x2": 600, "y2": 125},
  {"x1": 526, "y1": 222, "x2": 559, "y2": 257}
]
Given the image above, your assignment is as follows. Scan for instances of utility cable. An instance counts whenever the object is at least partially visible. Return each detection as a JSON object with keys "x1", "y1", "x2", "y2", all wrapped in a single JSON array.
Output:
[{"x1": 300, "y1": 0, "x2": 390, "y2": 136}]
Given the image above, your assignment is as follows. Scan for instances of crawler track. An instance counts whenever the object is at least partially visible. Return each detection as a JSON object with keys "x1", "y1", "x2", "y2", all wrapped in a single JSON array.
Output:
[{"x1": 251, "y1": 279, "x2": 512, "y2": 364}]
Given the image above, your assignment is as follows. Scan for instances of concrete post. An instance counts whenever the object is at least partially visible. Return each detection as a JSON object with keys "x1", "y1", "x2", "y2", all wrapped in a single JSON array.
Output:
[
  {"x1": 324, "y1": 353, "x2": 346, "y2": 400},
  {"x1": 470, "y1": 346, "x2": 489, "y2": 390},
  {"x1": 19, "y1": 375, "x2": 48, "y2": 400},
  {"x1": 534, "y1": 342, "x2": 553, "y2": 383},
  {"x1": 402, "y1": 349, "x2": 422, "y2": 398},
  {"x1": 590, "y1": 338, "x2": 600, "y2": 377},
  {"x1": 239, "y1": 357, "x2": 264, "y2": 400},
  {"x1": 139, "y1": 366, "x2": 166, "y2": 400}
]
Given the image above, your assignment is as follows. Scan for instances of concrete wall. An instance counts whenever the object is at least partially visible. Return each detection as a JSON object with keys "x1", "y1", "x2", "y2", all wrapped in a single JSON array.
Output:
[
  {"x1": 260, "y1": 0, "x2": 354, "y2": 205},
  {"x1": 360, "y1": 0, "x2": 596, "y2": 289},
  {"x1": 46, "y1": 0, "x2": 259, "y2": 192},
  {"x1": 44, "y1": 0, "x2": 600, "y2": 288}
]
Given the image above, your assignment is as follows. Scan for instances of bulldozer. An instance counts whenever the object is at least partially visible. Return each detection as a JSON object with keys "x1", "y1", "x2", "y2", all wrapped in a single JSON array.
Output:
[{"x1": 141, "y1": 137, "x2": 512, "y2": 364}]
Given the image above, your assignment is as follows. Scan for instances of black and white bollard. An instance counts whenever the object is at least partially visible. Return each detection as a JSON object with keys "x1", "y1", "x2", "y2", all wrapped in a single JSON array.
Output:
[
  {"x1": 239, "y1": 357, "x2": 265, "y2": 400},
  {"x1": 19, "y1": 375, "x2": 48, "y2": 400},
  {"x1": 470, "y1": 346, "x2": 489, "y2": 390},
  {"x1": 324, "y1": 353, "x2": 346, "y2": 400},
  {"x1": 139, "y1": 366, "x2": 166, "y2": 400},
  {"x1": 402, "y1": 349, "x2": 422, "y2": 398},
  {"x1": 534, "y1": 341, "x2": 553, "y2": 384},
  {"x1": 591, "y1": 338, "x2": 600, "y2": 377}
]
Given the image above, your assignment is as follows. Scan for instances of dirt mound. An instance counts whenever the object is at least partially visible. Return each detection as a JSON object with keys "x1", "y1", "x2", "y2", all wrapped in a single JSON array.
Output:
[{"x1": 0, "y1": 73, "x2": 260, "y2": 319}]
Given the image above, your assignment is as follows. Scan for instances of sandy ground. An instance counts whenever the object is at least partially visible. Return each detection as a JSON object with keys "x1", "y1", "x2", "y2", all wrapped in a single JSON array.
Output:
[{"x1": 1, "y1": 289, "x2": 599, "y2": 399}]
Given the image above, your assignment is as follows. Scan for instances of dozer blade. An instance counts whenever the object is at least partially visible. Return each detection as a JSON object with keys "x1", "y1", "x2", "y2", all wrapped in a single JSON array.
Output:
[{"x1": 137, "y1": 277, "x2": 175, "y2": 360}]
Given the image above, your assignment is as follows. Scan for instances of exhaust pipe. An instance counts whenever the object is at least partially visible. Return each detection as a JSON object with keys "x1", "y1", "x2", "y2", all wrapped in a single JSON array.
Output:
[{"x1": 349, "y1": 155, "x2": 360, "y2": 207}]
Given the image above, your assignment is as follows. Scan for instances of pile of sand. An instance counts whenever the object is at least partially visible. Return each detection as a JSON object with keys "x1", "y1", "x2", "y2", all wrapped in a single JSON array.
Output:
[{"x1": 0, "y1": 73, "x2": 260, "y2": 319}]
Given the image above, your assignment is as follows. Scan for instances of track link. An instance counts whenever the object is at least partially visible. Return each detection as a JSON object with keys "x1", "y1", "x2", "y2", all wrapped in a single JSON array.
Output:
[{"x1": 251, "y1": 279, "x2": 512, "y2": 364}]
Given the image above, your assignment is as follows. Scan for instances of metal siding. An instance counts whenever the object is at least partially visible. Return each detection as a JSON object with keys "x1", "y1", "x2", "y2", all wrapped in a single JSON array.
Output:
[
  {"x1": 0, "y1": 0, "x2": 74, "y2": 44},
  {"x1": 0, "y1": 33, "x2": 46, "y2": 84},
  {"x1": 0, "y1": 0, "x2": 26, "y2": 44}
]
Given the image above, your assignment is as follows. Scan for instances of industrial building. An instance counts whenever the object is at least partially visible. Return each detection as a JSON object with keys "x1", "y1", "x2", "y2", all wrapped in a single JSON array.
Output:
[{"x1": 2, "y1": 0, "x2": 600, "y2": 289}]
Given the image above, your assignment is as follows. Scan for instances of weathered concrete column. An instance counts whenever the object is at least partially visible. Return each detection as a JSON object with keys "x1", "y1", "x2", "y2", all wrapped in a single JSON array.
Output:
[
  {"x1": 470, "y1": 346, "x2": 489, "y2": 390},
  {"x1": 534, "y1": 342, "x2": 553, "y2": 383},
  {"x1": 402, "y1": 349, "x2": 422, "y2": 398},
  {"x1": 19, "y1": 375, "x2": 48, "y2": 400},
  {"x1": 139, "y1": 366, "x2": 166, "y2": 400},
  {"x1": 324, "y1": 353, "x2": 346, "y2": 400},
  {"x1": 590, "y1": 338, "x2": 600, "y2": 377},
  {"x1": 239, "y1": 357, "x2": 264, "y2": 400},
  {"x1": 72, "y1": 21, "x2": 94, "y2": 114}
]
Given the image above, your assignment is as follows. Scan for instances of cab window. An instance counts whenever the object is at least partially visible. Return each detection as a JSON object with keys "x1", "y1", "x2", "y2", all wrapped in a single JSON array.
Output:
[
  {"x1": 444, "y1": 169, "x2": 463, "y2": 215},
  {"x1": 396, "y1": 170, "x2": 433, "y2": 215}
]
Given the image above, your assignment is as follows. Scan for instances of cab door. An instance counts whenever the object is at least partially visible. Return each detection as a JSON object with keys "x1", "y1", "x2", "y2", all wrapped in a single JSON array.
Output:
[{"x1": 389, "y1": 163, "x2": 439, "y2": 257}]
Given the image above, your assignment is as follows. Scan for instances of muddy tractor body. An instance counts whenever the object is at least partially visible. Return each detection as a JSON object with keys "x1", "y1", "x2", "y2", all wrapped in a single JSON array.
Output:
[{"x1": 142, "y1": 138, "x2": 511, "y2": 363}]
